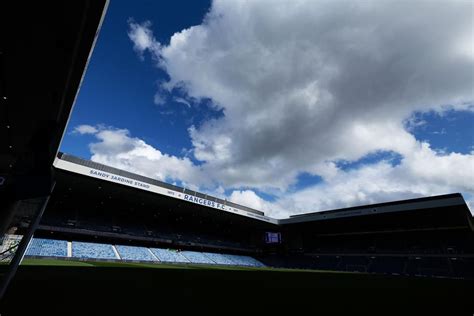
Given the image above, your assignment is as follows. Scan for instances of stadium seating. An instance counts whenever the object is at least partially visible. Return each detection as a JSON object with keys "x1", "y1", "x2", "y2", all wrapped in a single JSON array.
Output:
[
  {"x1": 367, "y1": 256, "x2": 406, "y2": 275},
  {"x1": 23, "y1": 237, "x2": 266, "y2": 268},
  {"x1": 451, "y1": 258, "x2": 474, "y2": 279},
  {"x1": 339, "y1": 256, "x2": 369, "y2": 272},
  {"x1": 313, "y1": 255, "x2": 341, "y2": 270},
  {"x1": 224, "y1": 254, "x2": 265, "y2": 267},
  {"x1": 72, "y1": 241, "x2": 117, "y2": 260},
  {"x1": 202, "y1": 252, "x2": 236, "y2": 265},
  {"x1": 115, "y1": 245, "x2": 156, "y2": 261},
  {"x1": 180, "y1": 251, "x2": 215, "y2": 264},
  {"x1": 149, "y1": 248, "x2": 190, "y2": 263},
  {"x1": 25, "y1": 238, "x2": 67, "y2": 257}
]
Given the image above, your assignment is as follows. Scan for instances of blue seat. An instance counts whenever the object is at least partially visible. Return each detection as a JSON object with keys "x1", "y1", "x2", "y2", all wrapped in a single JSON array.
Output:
[
  {"x1": 150, "y1": 248, "x2": 189, "y2": 263},
  {"x1": 26, "y1": 238, "x2": 67, "y2": 257},
  {"x1": 201, "y1": 252, "x2": 236, "y2": 265},
  {"x1": 115, "y1": 245, "x2": 156, "y2": 261},
  {"x1": 180, "y1": 251, "x2": 215, "y2": 264},
  {"x1": 72, "y1": 241, "x2": 116, "y2": 260},
  {"x1": 224, "y1": 254, "x2": 265, "y2": 267}
]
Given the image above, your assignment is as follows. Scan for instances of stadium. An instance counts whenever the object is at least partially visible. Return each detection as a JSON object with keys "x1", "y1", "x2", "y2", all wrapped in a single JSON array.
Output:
[{"x1": 1, "y1": 1, "x2": 473, "y2": 314}]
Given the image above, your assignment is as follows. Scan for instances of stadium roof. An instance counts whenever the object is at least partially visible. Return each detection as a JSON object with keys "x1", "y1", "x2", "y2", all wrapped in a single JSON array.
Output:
[
  {"x1": 0, "y1": 0, "x2": 108, "y2": 200},
  {"x1": 52, "y1": 153, "x2": 472, "y2": 227},
  {"x1": 281, "y1": 193, "x2": 470, "y2": 224},
  {"x1": 53, "y1": 153, "x2": 277, "y2": 224}
]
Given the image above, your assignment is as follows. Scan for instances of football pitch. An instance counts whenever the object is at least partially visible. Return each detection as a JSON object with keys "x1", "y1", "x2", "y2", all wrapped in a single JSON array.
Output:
[
  {"x1": 19, "y1": 257, "x2": 344, "y2": 273},
  {"x1": 1, "y1": 258, "x2": 473, "y2": 314}
]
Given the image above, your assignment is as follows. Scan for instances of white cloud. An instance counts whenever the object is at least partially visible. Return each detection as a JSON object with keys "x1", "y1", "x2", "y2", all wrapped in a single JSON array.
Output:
[
  {"x1": 229, "y1": 190, "x2": 272, "y2": 212},
  {"x1": 99, "y1": 0, "x2": 474, "y2": 217},
  {"x1": 224, "y1": 141, "x2": 474, "y2": 218},
  {"x1": 129, "y1": 0, "x2": 473, "y2": 191},
  {"x1": 73, "y1": 125, "x2": 98, "y2": 135},
  {"x1": 271, "y1": 144, "x2": 474, "y2": 218},
  {"x1": 78, "y1": 126, "x2": 204, "y2": 187},
  {"x1": 127, "y1": 20, "x2": 161, "y2": 60},
  {"x1": 153, "y1": 91, "x2": 166, "y2": 105}
]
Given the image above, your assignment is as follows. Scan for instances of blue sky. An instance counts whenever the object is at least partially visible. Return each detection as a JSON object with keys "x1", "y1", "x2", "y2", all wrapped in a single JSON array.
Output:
[
  {"x1": 62, "y1": 0, "x2": 212, "y2": 160},
  {"x1": 62, "y1": 0, "x2": 474, "y2": 218}
]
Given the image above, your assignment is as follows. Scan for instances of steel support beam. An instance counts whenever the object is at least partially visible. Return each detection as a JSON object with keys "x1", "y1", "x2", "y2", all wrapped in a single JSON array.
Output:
[{"x1": 0, "y1": 182, "x2": 55, "y2": 301}]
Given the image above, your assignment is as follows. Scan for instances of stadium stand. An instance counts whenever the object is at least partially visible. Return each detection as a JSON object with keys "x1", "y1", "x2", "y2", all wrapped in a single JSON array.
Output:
[
  {"x1": 150, "y1": 248, "x2": 190, "y2": 263},
  {"x1": 25, "y1": 238, "x2": 67, "y2": 258},
  {"x1": 27, "y1": 158, "x2": 473, "y2": 280},
  {"x1": 23, "y1": 237, "x2": 266, "y2": 268},
  {"x1": 224, "y1": 254, "x2": 266, "y2": 267},
  {"x1": 180, "y1": 251, "x2": 215, "y2": 264},
  {"x1": 201, "y1": 252, "x2": 236, "y2": 265},
  {"x1": 72, "y1": 241, "x2": 117, "y2": 260},
  {"x1": 114, "y1": 245, "x2": 156, "y2": 262},
  {"x1": 7, "y1": 153, "x2": 459, "y2": 280},
  {"x1": 255, "y1": 194, "x2": 474, "y2": 278}
]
